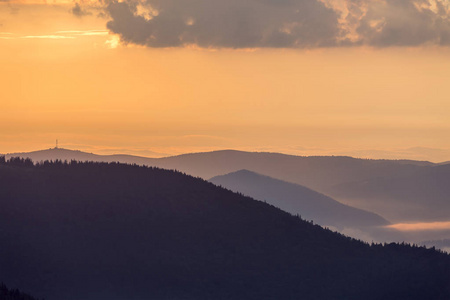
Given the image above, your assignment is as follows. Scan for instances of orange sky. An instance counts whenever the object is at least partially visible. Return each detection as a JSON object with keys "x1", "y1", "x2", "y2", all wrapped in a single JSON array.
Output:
[{"x1": 1, "y1": 1, "x2": 450, "y2": 160}]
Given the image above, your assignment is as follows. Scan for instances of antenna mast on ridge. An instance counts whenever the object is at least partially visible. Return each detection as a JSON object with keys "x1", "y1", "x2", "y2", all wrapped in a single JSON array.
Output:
[{"x1": 56, "y1": 139, "x2": 58, "y2": 149}]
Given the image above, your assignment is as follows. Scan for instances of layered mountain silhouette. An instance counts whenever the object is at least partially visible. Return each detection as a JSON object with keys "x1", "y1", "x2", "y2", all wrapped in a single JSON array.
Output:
[
  {"x1": 327, "y1": 164, "x2": 450, "y2": 222},
  {"x1": 5, "y1": 148, "x2": 450, "y2": 222},
  {"x1": 1, "y1": 158, "x2": 450, "y2": 300},
  {"x1": 210, "y1": 170, "x2": 389, "y2": 230},
  {"x1": 153, "y1": 150, "x2": 436, "y2": 192},
  {"x1": 5, "y1": 148, "x2": 434, "y2": 189}
]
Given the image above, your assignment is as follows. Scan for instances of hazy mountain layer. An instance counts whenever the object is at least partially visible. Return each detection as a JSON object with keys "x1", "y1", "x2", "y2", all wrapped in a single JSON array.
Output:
[
  {"x1": 210, "y1": 170, "x2": 389, "y2": 230},
  {"x1": 6, "y1": 148, "x2": 450, "y2": 223},
  {"x1": 5, "y1": 148, "x2": 434, "y2": 191},
  {"x1": 0, "y1": 159, "x2": 450, "y2": 300},
  {"x1": 327, "y1": 164, "x2": 450, "y2": 222},
  {"x1": 155, "y1": 150, "x2": 435, "y2": 190}
]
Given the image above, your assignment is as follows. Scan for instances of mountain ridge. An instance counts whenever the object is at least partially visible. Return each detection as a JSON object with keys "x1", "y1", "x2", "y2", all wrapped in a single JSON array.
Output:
[
  {"x1": 210, "y1": 169, "x2": 390, "y2": 230},
  {"x1": 5, "y1": 147, "x2": 437, "y2": 166},
  {"x1": 5, "y1": 148, "x2": 448, "y2": 224},
  {"x1": 1, "y1": 159, "x2": 450, "y2": 300},
  {"x1": 4, "y1": 148, "x2": 436, "y2": 187}
]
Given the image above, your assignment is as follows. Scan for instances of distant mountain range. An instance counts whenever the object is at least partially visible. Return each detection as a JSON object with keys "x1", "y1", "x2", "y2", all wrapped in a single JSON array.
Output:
[
  {"x1": 327, "y1": 163, "x2": 450, "y2": 222},
  {"x1": 4, "y1": 147, "x2": 450, "y2": 223},
  {"x1": 210, "y1": 170, "x2": 388, "y2": 231},
  {"x1": 4, "y1": 147, "x2": 437, "y2": 187},
  {"x1": 1, "y1": 159, "x2": 449, "y2": 300}
]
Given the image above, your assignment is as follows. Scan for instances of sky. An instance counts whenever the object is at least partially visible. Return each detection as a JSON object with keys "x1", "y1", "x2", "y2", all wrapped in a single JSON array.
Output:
[{"x1": 1, "y1": 0, "x2": 450, "y2": 161}]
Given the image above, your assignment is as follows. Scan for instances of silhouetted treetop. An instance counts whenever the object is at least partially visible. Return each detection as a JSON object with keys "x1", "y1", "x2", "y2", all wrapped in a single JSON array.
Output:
[{"x1": 0, "y1": 283, "x2": 41, "y2": 300}]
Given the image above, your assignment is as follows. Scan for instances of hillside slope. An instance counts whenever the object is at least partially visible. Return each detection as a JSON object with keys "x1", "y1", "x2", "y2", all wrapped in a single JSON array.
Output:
[
  {"x1": 0, "y1": 159, "x2": 449, "y2": 300},
  {"x1": 12, "y1": 148, "x2": 447, "y2": 223},
  {"x1": 210, "y1": 170, "x2": 389, "y2": 230}
]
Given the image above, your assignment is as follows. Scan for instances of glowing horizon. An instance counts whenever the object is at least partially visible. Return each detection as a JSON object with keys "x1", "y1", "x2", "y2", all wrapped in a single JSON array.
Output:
[{"x1": 1, "y1": 1, "x2": 450, "y2": 162}]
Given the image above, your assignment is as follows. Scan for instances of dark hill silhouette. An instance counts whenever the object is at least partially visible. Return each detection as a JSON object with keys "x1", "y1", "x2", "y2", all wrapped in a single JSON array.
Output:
[
  {"x1": 5, "y1": 148, "x2": 160, "y2": 165},
  {"x1": 210, "y1": 170, "x2": 389, "y2": 230},
  {"x1": 421, "y1": 239, "x2": 450, "y2": 253},
  {"x1": 327, "y1": 164, "x2": 450, "y2": 222},
  {"x1": 6, "y1": 148, "x2": 450, "y2": 224},
  {"x1": 0, "y1": 283, "x2": 40, "y2": 300},
  {"x1": 1, "y1": 158, "x2": 450, "y2": 300}
]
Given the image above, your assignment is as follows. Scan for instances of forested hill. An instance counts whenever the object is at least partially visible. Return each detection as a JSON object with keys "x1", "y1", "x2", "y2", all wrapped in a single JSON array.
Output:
[
  {"x1": 0, "y1": 283, "x2": 40, "y2": 300},
  {"x1": 6, "y1": 148, "x2": 435, "y2": 191},
  {"x1": 0, "y1": 158, "x2": 450, "y2": 300}
]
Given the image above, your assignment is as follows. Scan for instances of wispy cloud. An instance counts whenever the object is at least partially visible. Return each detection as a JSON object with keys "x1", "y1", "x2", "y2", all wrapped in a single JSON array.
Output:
[
  {"x1": 0, "y1": 33, "x2": 14, "y2": 39},
  {"x1": 21, "y1": 35, "x2": 75, "y2": 39},
  {"x1": 72, "y1": 2, "x2": 91, "y2": 17},
  {"x1": 387, "y1": 221, "x2": 450, "y2": 231},
  {"x1": 0, "y1": 30, "x2": 109, "y2": 40},
  {"x1": 105, "y1": 34, "x2": 119, "y2": 48},
  {"x1": 3, "y1": 0, "x2": 73, "y2": 4},
  {"x1": 55, "y1": 30, "x2": 108, "y2": 36}
]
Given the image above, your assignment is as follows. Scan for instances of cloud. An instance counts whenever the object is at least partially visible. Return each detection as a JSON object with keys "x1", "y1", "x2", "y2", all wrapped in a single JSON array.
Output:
[
  {"x1": 0, "y1": 31, "x2": 109, "y2": 41},
  {"x1": 76, "y1": 0, "x2": 450, "y2": 48},
  {"x1": 0, "y1": 33, "x2": 14, "y2": 39},
  {"x1": 104, "y1": 0, "x2": 341, "y2": 48},
  {"x1": 72, "y1": 2, "x2": 92, "y2": 17},
  {"x1": 56, "y1": 30, "x2": 109, "y2": 36},
  {"x1": 21, "y1": 35, "x2": 75, "y2": 39},
  {"x1": 356, "y1": 0, "x2": 450, "y2": 46},
  {"x1": 387, "y1": 221, "x2": 450, "y2": 231}
]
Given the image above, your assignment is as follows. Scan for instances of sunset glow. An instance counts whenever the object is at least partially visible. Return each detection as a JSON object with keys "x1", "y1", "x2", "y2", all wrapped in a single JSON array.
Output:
[
  {"x1": 2, "y1": 2, "x2": 450, "y2": 297},
  {"x1": 1, "y1": 1, "x2": 450, "y2": 161}
]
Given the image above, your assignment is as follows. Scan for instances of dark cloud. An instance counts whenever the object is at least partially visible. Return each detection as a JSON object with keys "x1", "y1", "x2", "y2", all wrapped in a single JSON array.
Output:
[
  {"x1": 80, "y1": 0, "x2": 450, "y2": 48},
  {"x1": 356, "y1": 0, "x2": 450, "y2": 46},
  {"x1": 105, "y1": 0, "x2": 341, "y2": 48},
  {"x1": 72, "y1": 2, "x2": 92, "y2": 17}
]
